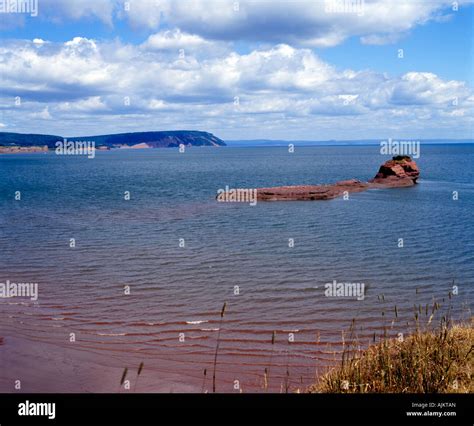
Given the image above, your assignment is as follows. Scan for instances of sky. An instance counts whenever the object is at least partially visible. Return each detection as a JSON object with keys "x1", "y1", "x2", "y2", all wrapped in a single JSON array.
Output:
[{"x1": 0, "y1": 0, "x2": 473, "y2": 140}]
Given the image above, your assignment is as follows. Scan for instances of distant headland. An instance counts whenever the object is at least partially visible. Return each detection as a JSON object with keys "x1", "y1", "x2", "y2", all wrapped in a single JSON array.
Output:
[{"x1": 0, "y1": 131, "x2": 226, "y2": 152}]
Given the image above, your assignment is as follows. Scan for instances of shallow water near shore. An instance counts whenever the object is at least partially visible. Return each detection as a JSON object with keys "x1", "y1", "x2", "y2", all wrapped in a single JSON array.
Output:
[{"x1": 0, "y1": 144, "x2": 473, "y2": 392}]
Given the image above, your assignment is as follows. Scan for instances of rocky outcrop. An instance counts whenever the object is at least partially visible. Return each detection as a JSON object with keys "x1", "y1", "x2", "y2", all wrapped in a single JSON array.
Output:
[
  {"x1": 369, "y1": 155, "x2": 419, "y2": 187},
  {"x1": 257, "y1": 179, "x2": 369, "y2": 201},
  {"x1": 256, "y1": 156, "x2": 419, "y2": 201}
]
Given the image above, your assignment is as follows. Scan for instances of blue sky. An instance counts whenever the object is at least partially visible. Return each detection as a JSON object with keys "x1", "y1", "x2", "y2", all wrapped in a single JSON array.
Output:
[{"x1": 0, "y1": 0, "x2": 473, "y2": 140}]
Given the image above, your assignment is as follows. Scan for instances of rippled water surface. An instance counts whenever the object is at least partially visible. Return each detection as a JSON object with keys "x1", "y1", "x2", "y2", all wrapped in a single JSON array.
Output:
[{"x1": 0, "y1": 144, "x2": 473, "y2": 392}]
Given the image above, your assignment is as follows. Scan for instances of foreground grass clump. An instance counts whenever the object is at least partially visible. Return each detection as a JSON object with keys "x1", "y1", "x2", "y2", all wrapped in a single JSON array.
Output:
[{"x1": 309, "y1": 322, "x2": 473, "y2": 393}]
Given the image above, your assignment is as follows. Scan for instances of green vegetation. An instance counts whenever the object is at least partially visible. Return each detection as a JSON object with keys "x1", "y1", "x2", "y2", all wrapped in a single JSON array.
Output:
[
  {"x1": 0, "y1": 131, "x2": 226, "y2": 148},
  {"x1": 0, "y1": 132, "x2": 61, "y2": 147}
]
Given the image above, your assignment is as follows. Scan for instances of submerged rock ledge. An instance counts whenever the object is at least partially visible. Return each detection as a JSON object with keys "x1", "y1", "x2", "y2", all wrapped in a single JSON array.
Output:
[{"x1": 257, "y1": 156, "x2": 420, "y2": 201}]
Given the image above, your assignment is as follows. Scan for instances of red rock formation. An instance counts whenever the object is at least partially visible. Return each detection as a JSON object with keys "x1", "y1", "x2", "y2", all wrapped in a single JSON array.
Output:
[
  {"x1": 255, "y1": 156, "x2": 419, "y2": 201},
  {"x1": 369, "y1": 155, "x2": 419, "y2": 187},
  {"x1": 257, "y1": 179, "x2": 369, "y2": 201}
]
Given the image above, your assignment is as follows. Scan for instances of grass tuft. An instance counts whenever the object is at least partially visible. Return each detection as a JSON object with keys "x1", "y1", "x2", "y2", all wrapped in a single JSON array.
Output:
[
  {"x1": 212, "y1": 302, "x2": 227, "y2": 393},
  {"x1": 309, "y1": 320, "x2": 473, "y2": 393}
]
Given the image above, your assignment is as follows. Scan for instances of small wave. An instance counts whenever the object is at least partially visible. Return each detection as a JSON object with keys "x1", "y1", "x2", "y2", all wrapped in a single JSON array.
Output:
[
  {"x1": 125, "y1": 321, "x2": 161, "y2": 327},
  {"x1": 7, "y1": 301, "x2": 30, "y2": 306},
  {"x1": 201, "y1": 328, "x2": 219, "y2": 332},
  {"x1": 186, "y1": 320, "x2": 208, "y2": 325},
  {"x1": 97, "y1": 332, "x2": 126, "y2": 336}
]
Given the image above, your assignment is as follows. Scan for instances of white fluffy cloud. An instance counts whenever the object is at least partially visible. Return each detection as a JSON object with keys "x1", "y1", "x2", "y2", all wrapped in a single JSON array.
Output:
[
  {"x1": 2, "y1": 0, "x2": 472, "y2": 47},
  {"x1": 0, "y1": 37, "x2": 472, "y2": 139},
  {"x1": 143, "y1": 29, "x2": 210, "y2": 50},
  {"x1": 122, "y1": 0, "x2": 472, "y2": 47}
]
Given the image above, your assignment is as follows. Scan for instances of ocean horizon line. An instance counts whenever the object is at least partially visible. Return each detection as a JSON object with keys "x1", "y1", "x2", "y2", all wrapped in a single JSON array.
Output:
[{"x1": 224, "y1": 139, "x2": 474, "y2": 147}]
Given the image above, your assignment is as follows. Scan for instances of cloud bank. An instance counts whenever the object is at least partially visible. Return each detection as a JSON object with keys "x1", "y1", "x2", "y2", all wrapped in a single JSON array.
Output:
[{"x1": 0, "y1": 0, "x2": 472, "y2": 139}]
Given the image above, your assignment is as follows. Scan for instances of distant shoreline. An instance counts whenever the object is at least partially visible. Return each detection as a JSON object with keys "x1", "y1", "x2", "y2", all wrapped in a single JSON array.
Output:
[
  {"x1": 0, "y1": 145, "x2": 49, "y2": 154},
  {"x1": 0, "y1": 130, "x2": 226, "y2": 149},
  {"x1": 1, "y1": 141, "x2": 474, "y2": 154}
]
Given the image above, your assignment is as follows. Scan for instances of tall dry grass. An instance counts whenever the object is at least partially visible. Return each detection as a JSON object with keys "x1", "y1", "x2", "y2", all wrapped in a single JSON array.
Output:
[
  {"x1": 212, "y1": 302, "x2": 227, "y2": 393},
  {"x1": 309, "y1": 296, "x2": 473, "y2": 393}
]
